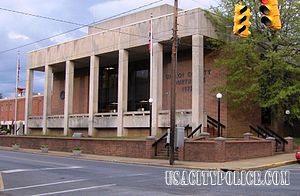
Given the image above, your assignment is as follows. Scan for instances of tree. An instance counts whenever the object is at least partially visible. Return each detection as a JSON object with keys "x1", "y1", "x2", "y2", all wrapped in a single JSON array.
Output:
[
  {"x1": 206, "y1": 0, "x2": 300, "y2": 126},
  {"x1": 0, "y1": 93, "x2": 3, "y2": 99}
]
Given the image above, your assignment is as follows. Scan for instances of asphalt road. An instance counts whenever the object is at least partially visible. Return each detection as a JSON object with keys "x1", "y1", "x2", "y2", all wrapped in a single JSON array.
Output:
[{"x1": 0, "y1": 150, "x2": 299, "y2": 196}]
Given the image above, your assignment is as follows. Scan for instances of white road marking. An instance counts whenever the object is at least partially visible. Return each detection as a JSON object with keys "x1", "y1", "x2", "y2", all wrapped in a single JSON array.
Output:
[
  {"x1": 32, "y1": 184, "x2": 116, "y2": 196},
  {"x1": 0, "y1": 155, "x2": 71, "y2": 167},
  {"x1": 125, "y1": 173, "x2": 149, "y2": 177},
  {"x1": 1, "y1": 166, "x2": 83, "y2": 174},
  {"x1": 3, "y1": 179, "x2": 87, "y2": 192},
  {"x1": 107, "y1": 173, "x2": 149, "y2": 178}
]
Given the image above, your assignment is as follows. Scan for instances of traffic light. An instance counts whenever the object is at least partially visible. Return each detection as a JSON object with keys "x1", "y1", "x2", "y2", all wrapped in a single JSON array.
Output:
[
  {"x1": 233, "y1": 2, "x2": 251, "y2": 38},
  {"x1": 259, "y1": 0, "x2": 281, "y2": 30}
]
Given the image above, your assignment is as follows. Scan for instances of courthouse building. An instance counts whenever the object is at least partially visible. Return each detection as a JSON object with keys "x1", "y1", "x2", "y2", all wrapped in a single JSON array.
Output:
[{"x1": 24, "y1": 5, "x2": 260, "y2": 137}]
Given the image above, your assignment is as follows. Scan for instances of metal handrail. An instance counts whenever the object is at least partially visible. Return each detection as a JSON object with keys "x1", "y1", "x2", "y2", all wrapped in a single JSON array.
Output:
[
  {"x1": 152, "y1": 132, "x2": 168, "y2": 156},
  {"x1": 187, "y1": 124, "x2": 202, "y2": 138},
  {"x1": 256, "y1": 125, "x2": 286, "y2": 152},
  {"x1": 185, "y1": 124, "x2": 190, "y2": 137},
  {"x1": 257, "y1": 126, "x2": 281, "y2": 144},
  {"x1": 249, "y1": 125, "x2": 266, "y2": 138},
  {"x1": 264, "y1": 126, "x2": 288, "y2": 144},
  {"x1": 207, "y1": 119, "x2": 218, "y2": 128},
  {"x1": 207, "y1": 115, "x2": 226, "y2": 128}
]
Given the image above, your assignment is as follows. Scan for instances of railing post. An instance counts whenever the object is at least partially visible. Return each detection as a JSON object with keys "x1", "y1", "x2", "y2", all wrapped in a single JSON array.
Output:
[
  {"x1": 145, "y1": 136, "x2": 156, "y2": 158},
  {"x1": 243, "y1": 132, "x2": 253, "y2": 140},
  {"x1": 266, "y1": 137, "x2": 276, "y2": 155},
  {"x1": 284, "y1": 137, "x2": 294, "y2": 153},
  {"x1": 215, "y1": 137, "x2": 226, "y2": 162}
]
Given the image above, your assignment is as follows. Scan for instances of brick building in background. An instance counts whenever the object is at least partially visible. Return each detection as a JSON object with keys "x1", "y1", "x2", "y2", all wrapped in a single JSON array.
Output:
[
  {"x1": 0, "y1": 96, "x2": 43, "y2": 126},
  {"x1": 3, "y1": 5, "x2": 263, "y2": 137}
]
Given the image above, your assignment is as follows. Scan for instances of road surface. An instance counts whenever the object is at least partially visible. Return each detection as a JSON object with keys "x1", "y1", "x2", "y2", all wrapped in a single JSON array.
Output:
[{"x1": 0, "y1": 150, "x2": 299, "y2": 195}]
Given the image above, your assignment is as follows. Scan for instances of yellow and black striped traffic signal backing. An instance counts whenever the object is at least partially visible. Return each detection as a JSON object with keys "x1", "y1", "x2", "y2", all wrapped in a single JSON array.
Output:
[
  {"x1": 233, "y1": 2, "x2": 251, "y2": 38},
  {"x1": 259, "y1": 0, "x2": 281, "y2": 30}
]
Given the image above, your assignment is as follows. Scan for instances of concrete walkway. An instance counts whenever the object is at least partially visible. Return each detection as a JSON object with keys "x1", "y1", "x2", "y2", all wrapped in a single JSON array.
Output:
[{"x1": 0, "y1": 146, "x2": 297, "y2": 171}]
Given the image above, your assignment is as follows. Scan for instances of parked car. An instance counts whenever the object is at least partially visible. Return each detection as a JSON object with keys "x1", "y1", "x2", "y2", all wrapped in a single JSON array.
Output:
[{"x1": 296, "y1": 150, "x2": 300, "y2": 162}]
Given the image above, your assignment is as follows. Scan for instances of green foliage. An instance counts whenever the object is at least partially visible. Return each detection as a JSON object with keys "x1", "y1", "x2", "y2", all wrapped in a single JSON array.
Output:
[
  {"x1": 206, "y1": 0, "x2": 300, "y2": 122},
  {"x1": 73, "y1": 146, "x2": 81, "y2": 151}
]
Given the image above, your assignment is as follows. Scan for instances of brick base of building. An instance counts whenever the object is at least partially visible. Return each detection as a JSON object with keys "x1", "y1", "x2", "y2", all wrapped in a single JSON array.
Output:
[{"x1": 0, "y1": 134, "x2": 293, "y2": 162}]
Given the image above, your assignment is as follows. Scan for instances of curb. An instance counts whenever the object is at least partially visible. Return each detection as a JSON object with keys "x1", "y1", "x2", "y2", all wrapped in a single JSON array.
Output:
[
  {"x1": 0, "y1": 147, "x2": 297, "y2": 171},
  {"x1": 244, "y1": 160, "x2": 298, "y2": 171},
  {"x1": 220, "y1": 160, "x2": 298, "y2": 172}
]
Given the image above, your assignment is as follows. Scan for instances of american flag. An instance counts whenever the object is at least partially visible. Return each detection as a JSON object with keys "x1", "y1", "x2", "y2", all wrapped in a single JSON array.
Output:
[{"x1": 17, "y1": 51, "x2": 20, "y2": 83}]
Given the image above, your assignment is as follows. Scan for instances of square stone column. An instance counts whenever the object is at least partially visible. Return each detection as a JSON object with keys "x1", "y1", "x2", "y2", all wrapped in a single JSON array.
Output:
[
  {"x1": 284, "y1": 137, "x2": 294, "y2": 153},
  {"x1": 42, "y1": 65, "x2": 53, "y2": 135},
  {"x1": 151, "y1": 43, "x2": 163, "y2": 136},
  {"x1": 64, "y1": 60, "x2": 74, "y2": 136},
  {"x1": 215, "y1": 137, "x2": 226, "y2": 162},
  {"x1": 145, "y1": 136, "x2": 156, "y2": 158},
  {"x1": 192, "y1": 34, "x2": 204, "y2": 133},
  {"x1": 88, "y1": 55, "x2": 100, "y2": 137},
  {"x1": 25, "y1": 69, "x2": 34, "y2": 135},
  {"x1": 266, "y1": 137, "x2": 276, "y2": 155},
  {"x1": 117, "y1": 49, "x2": 128, "y2": 136}
]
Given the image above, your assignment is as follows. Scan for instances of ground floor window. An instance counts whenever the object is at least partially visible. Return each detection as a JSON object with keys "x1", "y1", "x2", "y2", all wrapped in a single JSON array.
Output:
[
  {"x1": 128, "y1": 61, "x2": 150, "y2": 111},
  {"x1": 98, "y1": 66, "x2": 118, "y2": 113}
]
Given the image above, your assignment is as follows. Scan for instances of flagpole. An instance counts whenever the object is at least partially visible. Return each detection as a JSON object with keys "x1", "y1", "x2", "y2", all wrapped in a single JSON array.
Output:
[
  {"x1": 14, "y1": 51, "x2": 20, "y2": 135},
  {"x1": 149, "y1": 13, "x2": 153, "y2": 136},
  {"x1": 150, "y1": 13, "x2": 153, "y2": 97}
]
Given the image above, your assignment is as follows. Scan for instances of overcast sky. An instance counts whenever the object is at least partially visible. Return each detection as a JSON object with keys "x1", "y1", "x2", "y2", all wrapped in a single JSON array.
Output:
[{"x1": 0, "y1": 0, "x2": 219, "y2": 98}]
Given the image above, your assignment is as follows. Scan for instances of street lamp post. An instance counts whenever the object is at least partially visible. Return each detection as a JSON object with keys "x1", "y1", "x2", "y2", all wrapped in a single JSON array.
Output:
[
  {"x1": 149, "y1": 98, "x2": 153, "y2": 136},
  {"x1": 285, "y1": 110, "x2": 291, "y2": 136},
  {"x1": 216, "y1": 93, "x2": 223, "y2": 137}
]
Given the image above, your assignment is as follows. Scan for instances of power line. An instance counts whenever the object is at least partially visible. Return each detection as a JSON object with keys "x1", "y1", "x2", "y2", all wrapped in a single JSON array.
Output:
[
  {"x1": 0, "y1": 0, "x2": 164, "y2": 55},
  {"x1": 0, "y1": 25, "x2": 224, "y2": 74},
  {"x1": 0, "y1": 0, "x2": 223, "y2": 55}
]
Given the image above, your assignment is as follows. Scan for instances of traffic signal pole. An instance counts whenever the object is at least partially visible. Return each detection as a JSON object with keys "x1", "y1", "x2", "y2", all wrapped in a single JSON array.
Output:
[{"x1": 169, "y1": 0, "x2": 178, "y2": 165}]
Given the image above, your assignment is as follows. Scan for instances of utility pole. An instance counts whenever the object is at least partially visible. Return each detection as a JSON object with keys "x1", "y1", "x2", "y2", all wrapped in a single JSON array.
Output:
[
  {"x1": 169, "y1": 0, "x2": 178, "y2": 165},
  {"x1": 14, "y1": 51, "x2": 20, "y2": 135}
]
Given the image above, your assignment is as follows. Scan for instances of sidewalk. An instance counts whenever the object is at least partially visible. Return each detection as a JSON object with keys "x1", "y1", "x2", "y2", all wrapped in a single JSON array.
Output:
[{"x1": 0, "y1": 146, "x2": 297, "y2": 171}]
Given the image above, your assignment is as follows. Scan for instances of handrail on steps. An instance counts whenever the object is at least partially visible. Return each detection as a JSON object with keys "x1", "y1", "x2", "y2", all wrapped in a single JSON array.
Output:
[{"x1": 187, "y1": 124, "x2": 202, "y2": 138}]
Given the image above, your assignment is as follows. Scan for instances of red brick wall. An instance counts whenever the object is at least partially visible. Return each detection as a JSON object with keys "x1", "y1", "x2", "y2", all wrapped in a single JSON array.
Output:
[
  {"x1": 184, "y1": 141, "x2": 216, "y2": 162},
  {"x1": 0, "y1": 136, "x2": 147, "y2": 158},
  {"x1": 227, "y1": 108, "x2": 261, "y2": 137},
  {"x1": 203, "y1": 50, "x2": 261, "y2": 137},
  {"x1": 0, "y1": 96, "x2": 43, "y2": 122},
  {"x1": 225, "y1": 141, "x2": 273, "y2": 161},
  {"x1": 203, "y1": 50, "x2": 228, "y2": 136},
  {"x1": 73, "y1": 68, "x2": 89, "y2": 114},
  {"x1": 183, "y1": 139, "x2": 273, "y2": 162},
  {"x1": 51, "y1": 68, "x2": 89, "y2": 115},
  {"x1": 51, "y1": 72, "x2": 65, "y2": 115},
  {"x1": 163, "y1": 50, "x2": 192, "y2": 110}
]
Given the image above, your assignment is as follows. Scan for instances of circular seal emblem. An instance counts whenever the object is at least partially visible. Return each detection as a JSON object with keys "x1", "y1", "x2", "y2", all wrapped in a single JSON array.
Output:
[{"x1": 60, "y1": 90, "x2": 65, "y2": 100}]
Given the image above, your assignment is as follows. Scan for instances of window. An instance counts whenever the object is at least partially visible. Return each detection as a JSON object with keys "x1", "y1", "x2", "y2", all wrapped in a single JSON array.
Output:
[
  {"x1": 98, "y1": 66, "x2": 118, "y2": 113},
  {"x1": 128, "y1": 62, "x2": 150, "y2": 111},
  {"x1": 261, "y1": 108, "x2": 271, "y2": 125}
]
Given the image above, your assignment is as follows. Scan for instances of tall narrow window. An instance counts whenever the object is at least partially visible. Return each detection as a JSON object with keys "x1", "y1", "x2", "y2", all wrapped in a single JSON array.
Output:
[
  {"x1": 99, "y1": 66, "x2": 118, "y2": 113},
  {"x1": 128, "y1": 62, "x2": 150, "y2": 111}
]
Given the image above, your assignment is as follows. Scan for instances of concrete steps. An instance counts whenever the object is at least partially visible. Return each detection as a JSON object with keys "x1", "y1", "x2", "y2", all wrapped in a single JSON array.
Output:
[{"x1": 154, "y1": 148, "x2": 178, "y2": 160}]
